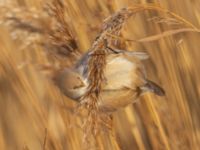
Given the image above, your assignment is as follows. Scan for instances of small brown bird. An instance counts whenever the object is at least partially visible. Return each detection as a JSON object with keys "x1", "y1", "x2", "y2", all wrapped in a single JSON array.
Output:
[{"x1": 53, "y1": 48, "x2": 165, "y2": 112}]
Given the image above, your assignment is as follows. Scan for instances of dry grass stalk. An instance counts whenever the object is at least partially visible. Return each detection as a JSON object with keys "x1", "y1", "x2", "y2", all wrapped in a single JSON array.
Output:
[
  {"x1": 0, "y1": 0, "x2": 80, "y2": 69},
  {"x1": 43, "y1": 128, "x2": 48, "y2": 150},
  {"x1": 45, "y1": 0, "x2": 80, "y2": 60},
  {"x1": 106, "y1": 5, "x2": 199, "y2": 43}
]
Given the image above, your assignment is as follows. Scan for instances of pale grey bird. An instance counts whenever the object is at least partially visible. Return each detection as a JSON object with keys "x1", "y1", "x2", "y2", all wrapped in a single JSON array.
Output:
[{"x1": 53, "y1": 47, "x2": 165, "y2": 112}]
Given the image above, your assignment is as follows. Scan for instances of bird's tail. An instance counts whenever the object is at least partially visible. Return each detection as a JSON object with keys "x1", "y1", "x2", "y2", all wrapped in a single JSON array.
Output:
[{"x1": 140, "y1": 79, "x2": 165, "y2": 96}]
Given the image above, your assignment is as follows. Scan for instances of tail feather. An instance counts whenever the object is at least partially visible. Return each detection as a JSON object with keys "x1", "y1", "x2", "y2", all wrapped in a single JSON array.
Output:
[{"x1": 141, "y1": 79, "x2": 165, "y2": 96}]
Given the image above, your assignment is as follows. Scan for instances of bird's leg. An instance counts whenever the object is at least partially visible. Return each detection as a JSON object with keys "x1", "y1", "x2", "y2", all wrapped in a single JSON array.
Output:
[
  {"x1": 102, "y1": 39, "x2": 122, "y2": 54},
  {"x1": 107, "y1": 46, "x2": 149, "y2": 60},
  {"x1": 106, "y1": 46, "x2": 124, "y2": 54},
  {"x1": 103, "y1": 40, "x2": 149, "y2": 59}
]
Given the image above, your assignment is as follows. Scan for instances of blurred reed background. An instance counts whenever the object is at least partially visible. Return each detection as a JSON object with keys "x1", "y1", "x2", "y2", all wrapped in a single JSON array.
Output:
[{"x1": 0, "y1": 0, "x2": 200, "y2": 149}]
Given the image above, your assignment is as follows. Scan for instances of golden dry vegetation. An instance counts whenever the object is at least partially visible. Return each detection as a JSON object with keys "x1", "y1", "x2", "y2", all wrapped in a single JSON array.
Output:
[{"x1": 0, "y1": 0, "x2": 200, "y2": 150}]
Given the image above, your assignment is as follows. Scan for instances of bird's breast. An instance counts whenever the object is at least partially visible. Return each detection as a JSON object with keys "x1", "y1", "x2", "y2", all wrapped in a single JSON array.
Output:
[{"x1": 104, "y1": 56, "x2": 137, "y2": 90}]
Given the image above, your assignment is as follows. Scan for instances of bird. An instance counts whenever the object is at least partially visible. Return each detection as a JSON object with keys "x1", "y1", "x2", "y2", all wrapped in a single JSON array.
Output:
[{"x1": 52, "y1": 47, "x2": 165, "y2": 112}]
